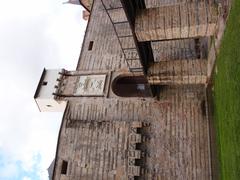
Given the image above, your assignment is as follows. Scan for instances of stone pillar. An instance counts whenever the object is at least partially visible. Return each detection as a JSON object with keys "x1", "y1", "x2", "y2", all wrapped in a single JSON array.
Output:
[
  {"x1": 135, "y1": 2, "x2": 218, "y2": 41},
  {"x1": 147, "y1": 59, "x2": 207, "y2": 84}
]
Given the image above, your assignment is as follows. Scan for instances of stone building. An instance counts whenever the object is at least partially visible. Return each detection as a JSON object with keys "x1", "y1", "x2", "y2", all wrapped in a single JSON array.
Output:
[{"x1": 34, "y1": 0, "x2": 223, "y2": 179}]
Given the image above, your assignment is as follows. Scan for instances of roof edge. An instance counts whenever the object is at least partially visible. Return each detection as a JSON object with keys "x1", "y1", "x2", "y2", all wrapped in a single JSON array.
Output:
[
  {"x1": 79, "y1": 0, "x2": 91, "y2": 12},
  {"x1": 34, "y1": 68, "x2": 46, "y2": 99}
]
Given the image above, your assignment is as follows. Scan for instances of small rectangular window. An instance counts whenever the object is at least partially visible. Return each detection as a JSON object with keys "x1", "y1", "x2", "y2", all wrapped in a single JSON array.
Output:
[
  {"x1": 61, "y1": 160, "x2": 68, "y2": 175},
  {"x1": 42, "y1": 81, "x2": 48, "y2": 86},
  {"x1": 88, "y1": 41, "x2": 94, "y2": 51}
]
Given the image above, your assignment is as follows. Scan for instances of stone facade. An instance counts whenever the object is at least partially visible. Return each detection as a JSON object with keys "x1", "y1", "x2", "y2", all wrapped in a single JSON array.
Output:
[{"x1": 34, "y1": 0, "x2": 224, "y2": 179}]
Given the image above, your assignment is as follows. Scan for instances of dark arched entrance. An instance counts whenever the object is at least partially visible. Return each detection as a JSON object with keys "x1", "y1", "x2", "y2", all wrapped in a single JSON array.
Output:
[{"x1": 112, "y1": 76, "x2": 152, "y2": 97}]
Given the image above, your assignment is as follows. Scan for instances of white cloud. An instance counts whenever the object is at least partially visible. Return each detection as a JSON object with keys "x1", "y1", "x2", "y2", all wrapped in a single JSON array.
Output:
[
  {"x1": 0, "y1": 161, "x2": 19, "y2": 179},
  {"x1": 23, "y1": 177, "x2": 31, "y2": 180}
]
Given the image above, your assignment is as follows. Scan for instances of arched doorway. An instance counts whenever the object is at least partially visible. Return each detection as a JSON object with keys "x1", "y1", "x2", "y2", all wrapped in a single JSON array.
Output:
[{"x1": 112, "y1": 75, "x2": 152, "y2": 97}]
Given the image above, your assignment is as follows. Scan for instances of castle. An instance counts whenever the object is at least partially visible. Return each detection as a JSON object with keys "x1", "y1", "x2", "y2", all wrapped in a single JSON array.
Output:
[{"x1": 34, "y1": 0, "x2": 225, "y2": 179}]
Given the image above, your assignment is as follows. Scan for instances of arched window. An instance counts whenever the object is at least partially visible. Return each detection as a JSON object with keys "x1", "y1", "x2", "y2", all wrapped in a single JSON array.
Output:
[{"x1": 112, "y1": 76, "x2": 152, "y2": 97}]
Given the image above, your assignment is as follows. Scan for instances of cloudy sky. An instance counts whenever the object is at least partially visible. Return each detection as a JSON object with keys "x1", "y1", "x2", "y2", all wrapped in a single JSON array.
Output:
[{"x1": 0, "y1": 0, "x2": 87, "y2": 179}]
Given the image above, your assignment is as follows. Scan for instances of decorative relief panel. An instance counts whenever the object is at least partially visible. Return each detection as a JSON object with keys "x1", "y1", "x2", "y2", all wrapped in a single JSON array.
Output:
[{"x1": 75, "y1": 74, "x2": 106, "y2": 96}]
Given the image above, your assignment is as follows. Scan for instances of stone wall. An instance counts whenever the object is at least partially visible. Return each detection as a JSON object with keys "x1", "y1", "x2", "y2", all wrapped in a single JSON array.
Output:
[
  {"x1": 53, "y1": 85, "x2": 212, "y2": 179},
  {"x1": 151, "y1": 38, "x2": 209, "y2": 62},
  {"x1": 51, "y1": 0, "x2": 216, "y2": 179}
]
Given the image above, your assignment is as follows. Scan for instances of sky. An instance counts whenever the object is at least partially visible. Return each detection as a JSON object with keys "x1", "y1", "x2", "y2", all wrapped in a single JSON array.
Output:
[{"x1": 0, "y1": 0, "x2": 87, "y2": 179}]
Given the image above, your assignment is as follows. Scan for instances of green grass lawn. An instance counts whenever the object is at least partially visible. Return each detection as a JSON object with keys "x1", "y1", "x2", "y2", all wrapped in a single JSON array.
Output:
[{"x1": 213, "y1": 0, "x2": 240, "y2": 179}]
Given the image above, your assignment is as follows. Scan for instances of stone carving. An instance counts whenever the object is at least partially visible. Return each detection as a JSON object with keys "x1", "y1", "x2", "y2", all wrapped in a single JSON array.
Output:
[{"x1": 75, "y1": 74, "x2": 106, "y2": 96}]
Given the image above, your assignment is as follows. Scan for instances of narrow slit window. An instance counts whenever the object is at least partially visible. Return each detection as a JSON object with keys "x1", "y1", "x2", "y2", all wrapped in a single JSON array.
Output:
[
  {"x1": 88, "y1": 41, "x2": 94, "y2": 51},
  {"x1": 61, "y1": 160, "x2": 68, "y2": 175},
  {"x1": 42, "y1": 81, "x2": 48, "y2": 86}
]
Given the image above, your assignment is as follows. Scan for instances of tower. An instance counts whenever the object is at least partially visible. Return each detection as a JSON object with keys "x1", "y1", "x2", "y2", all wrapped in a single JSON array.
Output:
[{"x1": 34, "y1": 69, "x2": 67, "y2": 112}]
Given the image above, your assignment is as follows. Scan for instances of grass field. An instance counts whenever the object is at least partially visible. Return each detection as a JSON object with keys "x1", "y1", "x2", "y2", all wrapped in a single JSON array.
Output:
[{"x1": 213, "y1": 0, "x2": 240, "y2": 179}]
